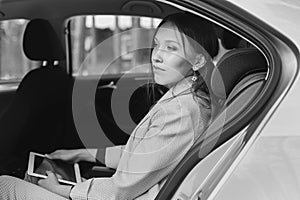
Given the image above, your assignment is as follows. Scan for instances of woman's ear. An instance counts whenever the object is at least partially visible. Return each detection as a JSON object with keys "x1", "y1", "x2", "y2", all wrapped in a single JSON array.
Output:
[{"x1": 192, "y1": 54, "x2": 207, "y2": 71}]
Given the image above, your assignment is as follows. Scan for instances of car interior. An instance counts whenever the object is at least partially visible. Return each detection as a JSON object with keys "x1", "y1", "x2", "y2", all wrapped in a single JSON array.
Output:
[{"x1": 0, "y1": 0, "x2": 269, "y2": 198}]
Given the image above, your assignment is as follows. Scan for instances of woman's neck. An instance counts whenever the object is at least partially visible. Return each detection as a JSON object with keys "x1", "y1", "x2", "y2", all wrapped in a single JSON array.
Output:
[{"x1": 169, "y1": 76, "x2": 193, "y2": 94}]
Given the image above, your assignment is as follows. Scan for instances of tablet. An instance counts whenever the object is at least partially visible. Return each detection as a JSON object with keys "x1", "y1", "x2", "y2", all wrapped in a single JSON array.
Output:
[{"x1": 28, "y1": 152, "x2": 81, "y2": 185}]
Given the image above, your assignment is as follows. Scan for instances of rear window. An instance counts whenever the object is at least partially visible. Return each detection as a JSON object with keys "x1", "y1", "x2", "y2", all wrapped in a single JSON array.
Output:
[
  {"x1": 0, "y1": 19, "x2": 39, "y2": 82},
  {"x1": 68, "y1": 15, "x2": 161, "y2": 76}
]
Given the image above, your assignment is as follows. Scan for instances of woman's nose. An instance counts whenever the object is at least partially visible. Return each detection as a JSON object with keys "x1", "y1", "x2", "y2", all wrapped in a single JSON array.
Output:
[{"x1": 152, "y1": 49, "x2": 163, "y2": 63}]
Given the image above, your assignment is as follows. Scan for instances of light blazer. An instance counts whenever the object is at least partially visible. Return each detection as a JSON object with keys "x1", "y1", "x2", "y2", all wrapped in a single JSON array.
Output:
[{"x1": 70, "y1": 78, "x2": 212, "y2": 200}]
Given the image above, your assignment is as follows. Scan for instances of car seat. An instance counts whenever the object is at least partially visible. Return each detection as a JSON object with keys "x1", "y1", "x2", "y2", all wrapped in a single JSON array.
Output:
[
  {"x1": 0, "y1": 19, "x2": 69, "y2": 177},
  {"x1": 155, "y1": 48, "x2": 268, "y2": 200}
]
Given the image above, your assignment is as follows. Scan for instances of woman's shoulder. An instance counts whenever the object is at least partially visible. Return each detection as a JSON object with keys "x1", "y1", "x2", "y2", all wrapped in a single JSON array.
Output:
[{"x1": 158, "y1": 92, "x2": 200, "y2": 115}]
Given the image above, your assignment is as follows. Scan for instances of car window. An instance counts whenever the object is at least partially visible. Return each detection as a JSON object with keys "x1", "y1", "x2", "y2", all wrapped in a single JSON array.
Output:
[
  {"x1": 68, "y1": 15, "x2": 161, "y2": 77},
  {"x1": 0, "y1": 19, "x2": 39, "y2": 82}
]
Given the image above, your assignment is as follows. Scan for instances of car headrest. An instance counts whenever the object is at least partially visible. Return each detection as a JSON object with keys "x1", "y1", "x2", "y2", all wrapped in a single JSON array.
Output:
[
  {"x1": 211, "y1": 48, "x2": 268, "y2": 99},
  {"x1": 23, "y1": 19, "x2": 65, "y2": 62}
]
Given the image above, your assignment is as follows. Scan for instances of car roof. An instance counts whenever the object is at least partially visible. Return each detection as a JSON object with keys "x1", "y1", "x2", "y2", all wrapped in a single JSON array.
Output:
[{"x1": 0, "y1": 0, "x2": 179, "y2": 20}]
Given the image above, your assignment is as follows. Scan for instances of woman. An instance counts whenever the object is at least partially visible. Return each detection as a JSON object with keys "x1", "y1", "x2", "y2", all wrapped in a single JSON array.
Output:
[{"x1": 0, "y1": 12, "x2": 219, "y2": 200}]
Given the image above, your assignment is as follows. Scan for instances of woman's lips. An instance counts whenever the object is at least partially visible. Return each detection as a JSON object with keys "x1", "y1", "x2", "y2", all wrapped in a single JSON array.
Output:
[{"x1": 153, "y1": 65, "x2": 166, "y2": 71}]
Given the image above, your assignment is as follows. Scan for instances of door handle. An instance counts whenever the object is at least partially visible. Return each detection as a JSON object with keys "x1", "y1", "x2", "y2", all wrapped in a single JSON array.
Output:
[{"x1": 97, "y1": 81, "x2": 117, "y2": 89}]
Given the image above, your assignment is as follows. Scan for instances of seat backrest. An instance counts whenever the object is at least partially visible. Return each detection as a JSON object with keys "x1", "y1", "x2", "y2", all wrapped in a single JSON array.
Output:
[
  {"x1": 155, "y1": 48, "x2": 268, "y2": 200},
  {"x1": 0, "y1": 19, "x2": 69, "y2": 172},
  {"x1": 211, "y1": 48, "x2": 267, "y2": 101}
]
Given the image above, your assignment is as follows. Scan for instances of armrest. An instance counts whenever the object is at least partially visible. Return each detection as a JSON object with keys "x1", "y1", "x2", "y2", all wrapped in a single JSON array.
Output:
[{"x1": 87, "y1": 166, "x2": 116, "y2": 178}]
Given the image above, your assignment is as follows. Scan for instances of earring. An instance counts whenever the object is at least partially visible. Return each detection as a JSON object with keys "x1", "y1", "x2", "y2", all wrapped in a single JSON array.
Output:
[{"x1": 192, "y1": 70, "x2": 200, "y2": 82}]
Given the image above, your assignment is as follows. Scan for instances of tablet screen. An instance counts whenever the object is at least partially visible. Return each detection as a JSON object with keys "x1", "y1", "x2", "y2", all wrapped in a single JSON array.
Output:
[{"x1": 28, "y1": 152, "x2": 81, "y2": 185}]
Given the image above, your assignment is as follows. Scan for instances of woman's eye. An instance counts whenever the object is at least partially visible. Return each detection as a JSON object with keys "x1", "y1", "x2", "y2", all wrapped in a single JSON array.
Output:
[{"x1": 167, "y1": 45, "x2": 177, "y2": 51}]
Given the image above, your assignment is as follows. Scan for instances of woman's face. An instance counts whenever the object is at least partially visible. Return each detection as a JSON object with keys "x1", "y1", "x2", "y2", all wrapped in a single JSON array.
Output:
[{"x1": 151, "y1": 22, "x2": 194, "y2": 87}]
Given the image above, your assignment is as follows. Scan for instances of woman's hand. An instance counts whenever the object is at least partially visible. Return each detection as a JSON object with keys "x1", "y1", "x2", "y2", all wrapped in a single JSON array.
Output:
[
  {"x1": 38, "y1": 171, "x2": 72, "y2": 198},
  {"x1": 46, "y1": 149, "x2": 97, "y2": 163},
  {"x1": 46, "y1": 149, "x2": 82, "y2": 163},
  {"x1": 24, "y1": 170, "x2": 40, "y2": 184}
]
